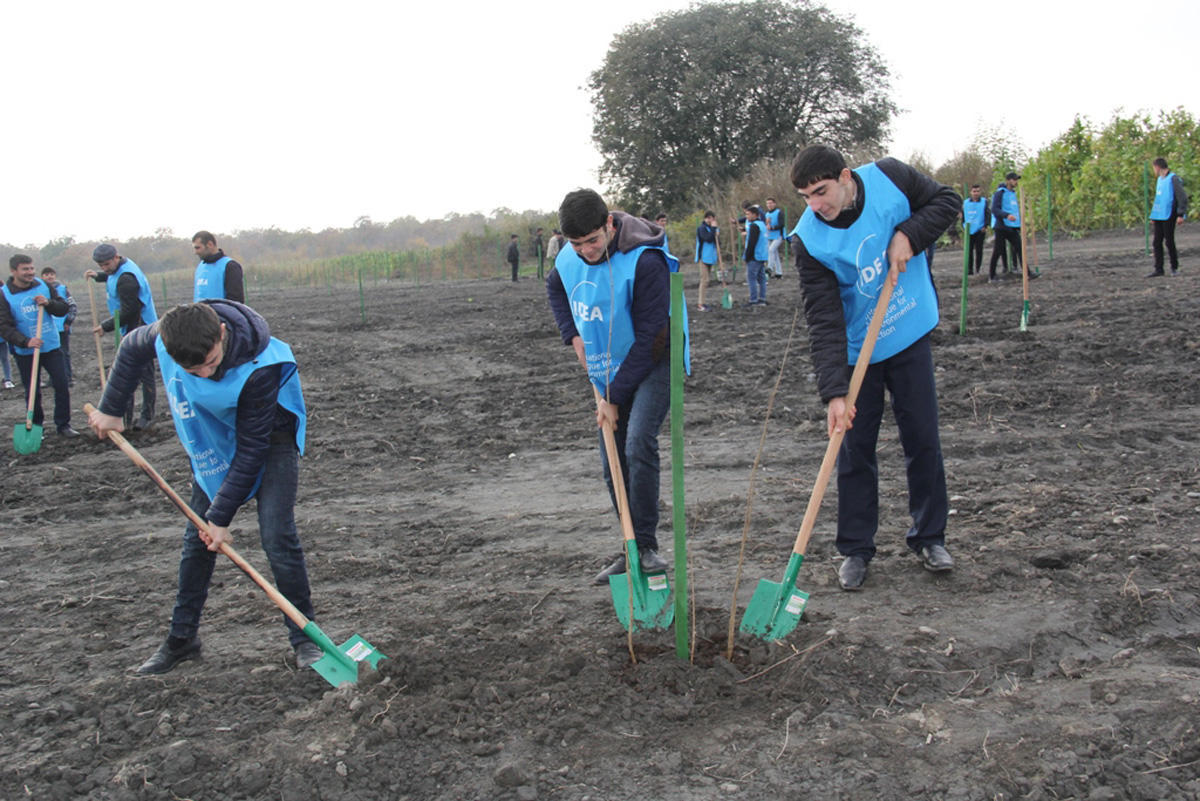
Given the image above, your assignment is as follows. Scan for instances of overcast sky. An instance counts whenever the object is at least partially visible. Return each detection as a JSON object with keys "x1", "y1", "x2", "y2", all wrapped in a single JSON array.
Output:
[{"x1": 3, "y1": 0, "x2": 1196, "y2": 246}]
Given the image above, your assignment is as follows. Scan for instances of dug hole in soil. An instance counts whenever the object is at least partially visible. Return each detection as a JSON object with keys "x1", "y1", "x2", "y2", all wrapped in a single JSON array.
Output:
[{"x1": 2, "y1": 228, "x2": 1199, "y2": 800}]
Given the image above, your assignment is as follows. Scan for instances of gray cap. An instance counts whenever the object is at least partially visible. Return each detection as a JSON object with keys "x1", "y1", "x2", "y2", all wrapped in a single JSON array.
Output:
[{"x1": 92, "y1": 243, "x2": 117, "y2": 263}]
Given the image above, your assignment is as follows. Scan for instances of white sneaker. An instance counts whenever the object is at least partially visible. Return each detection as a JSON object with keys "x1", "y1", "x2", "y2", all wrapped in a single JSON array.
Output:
[{"x1": 2, "y1": 380, "x2": 13, "y2": 389}]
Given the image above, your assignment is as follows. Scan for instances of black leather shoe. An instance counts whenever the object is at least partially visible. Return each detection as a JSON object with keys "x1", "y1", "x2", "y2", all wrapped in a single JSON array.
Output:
[
  {"x1": 137, "y1": 637, "x2": 201, "y2": 674},
  {"x1": 56, "y1": 425, "x2": 80, "y2": 438},
  {"x1": 295, "y1": 641, "x2": 323, "y2": 669},
  {"x1": 639, "y1": 548, "x2": 668, "y2": 573},
  {"x1": 838, "y1": 556, "x2": 868, "y2": 591},
  {"x1": 593, "y1": 553, "x2": 626, "y2": 585},
  {"x1": 1146, "y1": 270, "x2": 1165, "y2": 278},
  {"x1": 133, "y1": 416, "x2": 153, "y2": 431},
  {"x1": 918, "y1": 544, "x2": 954, "y2": 572}
]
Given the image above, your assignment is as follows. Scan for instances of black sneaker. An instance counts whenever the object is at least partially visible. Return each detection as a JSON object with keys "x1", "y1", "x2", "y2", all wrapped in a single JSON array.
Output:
[
  {"x1": 295, "y1": 641, "x2": 323, "y2": 669},
  {"x1": 593, "y1": 553, "x2": 626, "y2": 585},
  {"x1": 838, "y1": 555, "x2": 868, "y2": 590},
  {"x1": 137, "y1": 637, "x2": 202, "y2": 674},
  {"x1": 918, "y1": 544, "x2": 954, "y2": 572},
  {"x1": 56, "y1": 425, "x2": 81, "y2": 438},
  {"x1": 1146, "y1": 270, "x2": 1166, "y2": 278}
]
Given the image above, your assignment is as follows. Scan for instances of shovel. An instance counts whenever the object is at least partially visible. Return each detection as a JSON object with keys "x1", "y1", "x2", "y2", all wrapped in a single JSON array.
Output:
[
  {"x1": 13, "y1": 307, "x2": 45, "y2": 454},
  {"x1": 83, "y1": 404, "x2": 386, "y2": 687},
  {"x1": 740, "y1": 265, "x2": 898, "y2": 641},
  {"x1": 593, "y1": 387, "x2": 673, "y2": 631}
]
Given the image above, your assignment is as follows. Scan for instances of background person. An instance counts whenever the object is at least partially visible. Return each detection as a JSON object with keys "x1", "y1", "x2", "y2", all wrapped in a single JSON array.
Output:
[
  {"x1": 1148, "y1": 157, "x2": 1188, "y2": 277},
  {"x1": 764, "y1": 197, "x2": 786, "y2": 277},
  {"x1": 40, "y1": 267, "x2": 76, "y2": 385},
  {"x1": 191, "y1": 230, "x2": 246, "y2": 302},
  {"x1": 694, "y1": 211, "x2": 721, "y2": 311},
  {"x1": 989, "y1": 172, "x2": 1023, "y2": 282},
  {"x1": 962, "y1": 185, "x2": 988, "y2": 275}
]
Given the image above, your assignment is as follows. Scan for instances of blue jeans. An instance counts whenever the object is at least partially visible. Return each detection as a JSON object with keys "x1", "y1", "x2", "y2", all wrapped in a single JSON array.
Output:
[
  {"x1": 597, "y1": 359, "x2": 670, "y2": 551},
  {"x1": 13, "y1": 348, "x2": 71, "y2": 429},
  {"x1": 746, "y1": 260, "x2": 766, "y2": 303},
  {"x1": 170, "y1": 439, "x2": 315, "y2": 646},
  {"x1": 835, "y1": 335, "x2": 948, "y2": 561}
]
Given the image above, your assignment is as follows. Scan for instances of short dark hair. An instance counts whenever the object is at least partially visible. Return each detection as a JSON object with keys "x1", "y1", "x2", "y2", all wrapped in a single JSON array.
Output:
[
  {"x1": 1154, "y1": 157, "x2": 1169, "y2": 170},
  {"x1": 158, "y1": 303, "x2": 224, "y2": 368},
  {"x1": 703, "y1": 210, "x2": 716, "y2": 219},
  {"x1": 655, "y1": 212, "x2": 667, "y2": 221},
  {"x1": 766, "y1": 196, "x2": 776, "y2": 203},
  {"x1": 790, "y1": 145, "x2": 847, "y2": 189},
  {"x1": 9, "y1": 254, "x2": 32, "y2": 271},
  {"x1": 970, "y1": 183, "x2": 981, "y2": 189},
  {"x1": 191, "y1": 230, "x2": 217, "y2": 246},
  {"x1": 559, "y1": 189, "x2": 609, "y2": 238}
]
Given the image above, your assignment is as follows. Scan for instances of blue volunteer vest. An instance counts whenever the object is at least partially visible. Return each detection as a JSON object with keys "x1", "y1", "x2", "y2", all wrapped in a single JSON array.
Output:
[
  {"x1": 194, "y1": 256, "x2": 232, "y2": 301},
  {"x1": 105, "y1": 259, "x2": 158, "y2": 334},
  {"x1": 792, "y1": 163, "x2": 940, "y2": 364},
  {"x1": 1150, "y1": 173, "x2": 1176, "y2": 221},
  {"x1": 554, "y1": 240, "x2": 690, "y2": 395},
  {"x1": 996, "y1": 187, "x2": 1020, "y2": 228},
  {"x1": 2, "y1": 279, "x2": 61, "y2": 355},
  {"x1": 765, "y1": 208, "x2": 783, "y2": 240},
  {"x1": 963, "y1": 198, "x2": 987, "y2": 235},
  {"x1": 157, "y1": 335, "x2": 307, "y2": 503},
  {"x1": 695, "y1": 225, "x2": 719, "y2": 264},
  {"x1": 745, "y1": 220, "x2": 769, "y2": 261}
]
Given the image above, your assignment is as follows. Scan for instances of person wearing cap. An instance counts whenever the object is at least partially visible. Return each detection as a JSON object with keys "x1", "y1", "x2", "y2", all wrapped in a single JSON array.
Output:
[
  {"x1": 743, "y1": 205, "x2": 769, "y2": 306},
  {"x1": 988, "y1": 172, "x2": 1023, "y2": 283},
  {"x1": 86, "y1": 244, "x2": 159, "y2": 429},
  {"x1": 1147, "y1": 157, "x2": 1188, "y2": 277},
  {"x1": 789, "y1": 144, "x2": 959, "y2": 591},
  {"x1": 0, "y1": 255, "x2": 78, "y2": 436},
  {"x1": 191, "y1": 231, "x2": 245, "y2": 302}
]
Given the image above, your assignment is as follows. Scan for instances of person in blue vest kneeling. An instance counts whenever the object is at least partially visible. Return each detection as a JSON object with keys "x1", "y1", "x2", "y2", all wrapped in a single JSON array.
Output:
[
  {"x1": 191, "y1": 231, "x2": 246, "y2": 302},
  {"x1": 546, "y1": 189, "x2": 690, "y2": 585},
  {"x1": 87, "y1": 300, "x2": 322, "y2": 674},
  {"x1": 790, "y1": 145, "x2": 959, "y2": 591}
]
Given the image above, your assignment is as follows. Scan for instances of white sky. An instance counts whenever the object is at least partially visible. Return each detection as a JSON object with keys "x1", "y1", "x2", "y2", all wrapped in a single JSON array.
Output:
[{"x1": 3, "y1": 0, "x2": 1197, "y2": 246}]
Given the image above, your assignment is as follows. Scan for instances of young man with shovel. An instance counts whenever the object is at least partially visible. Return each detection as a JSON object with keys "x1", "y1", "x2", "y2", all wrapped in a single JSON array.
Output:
[
  {"x1": 87, "y1": 300, "x2": 321, "y2": 673},
  {"x1": 790, "y1": 145, "x2": 959, "y2": 591},
  {"x1": 546, "y1": 188, "x2": 689, "y2": 586},
  {"x1": 1, "y1": 254, "x2": 78, "y2": 438}
]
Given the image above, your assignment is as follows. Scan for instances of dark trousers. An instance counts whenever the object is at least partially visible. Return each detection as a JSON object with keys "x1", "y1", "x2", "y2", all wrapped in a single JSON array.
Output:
[
  {"x1": 124, "y1": 360, "x2": 156, "y2": 425},
  {"x1": 13, "y1": 348, "x2": 71, "y2": 429},
  {"x1": 836, "y1": 335, "x2": 948, "y2": 562},
  {"x1": 1152, "y1": 217, "x2": 1179, "y2": 272},
  {"x1": 967, "y1": 230, "x2": 985, "y2": 273},
  {"x1": 170, "y1": 441, "x2": 315, "y2": 646},
  {"x1": 989, "y1": 227, "x2": 1022, "y2": 279},
  {"x1": 59, "y1": 329, "x2": 72, "y2": 383},
  {"x1": 509, "y1": 260, "x2": 519, "y2": 282}
]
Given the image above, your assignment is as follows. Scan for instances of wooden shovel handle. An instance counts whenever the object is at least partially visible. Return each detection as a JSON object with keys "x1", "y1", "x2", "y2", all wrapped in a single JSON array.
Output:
[
  {"x1": 790, "y1": 267, "x2": 898, "y2": 556},
  {"x1": 593, "y1": 386, "x2": 637, "y2": 545},
  {"x1": 24, "y1": 308, "x2": 45, "y2": 426},
  {"x1": 85, "y1": 280, "x2": 107, "y2": 388},
  {"x1": 83, "y1": 403, "x2": 310, "y2": 630}
]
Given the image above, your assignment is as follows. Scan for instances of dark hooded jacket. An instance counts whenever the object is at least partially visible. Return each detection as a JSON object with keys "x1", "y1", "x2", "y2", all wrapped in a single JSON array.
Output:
[
  {"x1": 98, "y1": 300, "x2": 299, "y2": 527},
  {"x1": 546, "y1": 211, "x2": 671, "y2": 406}
]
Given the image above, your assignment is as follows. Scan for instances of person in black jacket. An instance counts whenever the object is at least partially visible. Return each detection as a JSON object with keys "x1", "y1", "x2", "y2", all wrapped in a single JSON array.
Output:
[
  {"x1": 507, "y1": 234, "x2": 520, "y2": 282},
  {"x1": 791, "y1": 145, "x2": 959, "y2": 591},
  {"x1": 87, "y1": 301, "x2": 321, "y2": 674}
]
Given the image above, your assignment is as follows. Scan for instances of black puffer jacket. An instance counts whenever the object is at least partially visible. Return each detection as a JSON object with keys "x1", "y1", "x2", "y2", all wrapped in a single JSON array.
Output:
[
  {"x1": 99, "y1": 300, "x2": 297, "y2": 527},
  {"x1": 794, "y1": 158, "x2": 960, "y2": 403}
]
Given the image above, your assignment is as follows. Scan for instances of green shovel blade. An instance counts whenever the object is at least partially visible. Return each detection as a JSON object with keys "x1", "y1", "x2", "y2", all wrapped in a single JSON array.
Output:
[
  {"x1": 1019, "y1": 299, "x2": 1030, "y2": 332},
  {"x1": 739, "y1": 578, "x2": 810, "y2": 641},
  {"x1": 13, "y1": 417, "x2": 43, "y2": 454},
  {"x1": 721, "y1": 289, "x2": 733, "y2": 309},
  {"x1": 301, "y1": 622, "x2": 387, "y2": 688},
  {"x1": 609, "y1": 541, "x2": 674, "y2": 632}
]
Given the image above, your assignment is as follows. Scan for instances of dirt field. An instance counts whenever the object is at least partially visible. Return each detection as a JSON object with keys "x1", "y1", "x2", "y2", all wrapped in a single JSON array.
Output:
[{"x1": 3, "y1": 227, "x2": 1199, "y2": 800}]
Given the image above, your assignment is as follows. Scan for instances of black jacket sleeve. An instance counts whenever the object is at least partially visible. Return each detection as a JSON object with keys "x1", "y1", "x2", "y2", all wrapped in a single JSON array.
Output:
[
  {"x1": 97, "y1": 323, "x2": 161, "y2": 415},
  {"x1": 1172, "y1": 175, "x2": 1189, "y2": 218},
  {"x1": 875, "y1": 158, "x2": 961, "y2": 252},
  {"x1": 223, "y1": 260, "x2": 245, "y2": 304}
]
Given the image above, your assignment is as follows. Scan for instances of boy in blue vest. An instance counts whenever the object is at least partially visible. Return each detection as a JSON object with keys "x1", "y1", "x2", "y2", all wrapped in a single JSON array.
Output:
[
  {"x1": 694, "y1": 210, "x2": 721, "y2": 311},
  {"x1": 0, "y1": 255, "x2": 78, "y2": 436},
  {"x1": 86, "y1": 244, "x2": 158, "y2": 429},
  {"x1": 962, "y1": 185, "x2": 988, "y2": 275},
  {"x1": 546, "y1": 189, "x2": 689, "y2": 585},
  {"x1": 40, "y1": 267, "x2": 77, "y2": 385},
  {"x1": 1148, "y1": 157, "x2": 1189, "y2": 277},
  {"x1": 87, "y1": 300, "x2": 321, "y2": 674},
  {"x1": 790, "y1": 145, "x2": 959, "y2": 591},
  {"x1": 989, "y1": 173, "x2": 1023, "y2": 283},
  {"x1": 765, "y1": 197, "x2": 786, "y2": 277},
  {"x1": 744, "y1": 205, "x2": 769, "y2": 305},
  {"x1": 191, "y1": 231, "x2": 246, "y2": 302}
]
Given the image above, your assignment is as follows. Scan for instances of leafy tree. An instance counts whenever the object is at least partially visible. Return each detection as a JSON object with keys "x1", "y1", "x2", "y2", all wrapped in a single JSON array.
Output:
[{"x1": 589, "y1": 0, "x2": 896, "y2": 214}]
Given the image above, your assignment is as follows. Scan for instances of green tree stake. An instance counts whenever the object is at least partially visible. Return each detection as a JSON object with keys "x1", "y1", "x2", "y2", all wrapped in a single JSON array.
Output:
[
  {"x1": 537, "y1": 242, "x2": 545, "y2": 280},
  {"x1": 959, "y1": 223, "x2": 969, "y2": 335},
  {"x1": 1144, "y1": 162, "x2": 1151, "y2": 256},
  {"x1": 112, "y1": 310, "x2": 122, "y2": 349},
  {"x1": 1046, "y1": 173, "x2": 1054, "y2": 261},
  {"x1": 669, "y1": 271, "x2": 689, "y2": 660},
  {"x1": 358, "y1": 267, "x2": 366, "y2": 324}
]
